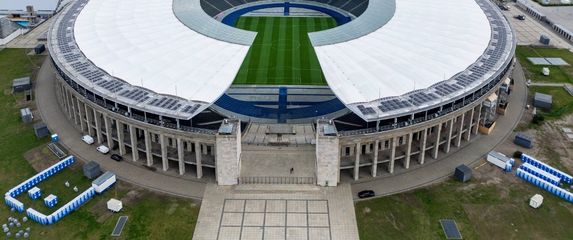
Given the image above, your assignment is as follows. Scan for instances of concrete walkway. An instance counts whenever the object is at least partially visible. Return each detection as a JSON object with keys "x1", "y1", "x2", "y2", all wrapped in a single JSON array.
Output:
[
  {"x1": 194, "y1": 184, "x2": 359, "y2": 240},
  {"x1": 7, "y1": 16, "x2": 55, "y2": 49},
  {"x1": 351, "y1": 63, "x2": 528, "y2": 199},
  {"x1": 528, "y1": 82, "x2": 567, "y2": 87},
  {"x1": 35, "y1": 58, "x2": 206, "y2": 199}
]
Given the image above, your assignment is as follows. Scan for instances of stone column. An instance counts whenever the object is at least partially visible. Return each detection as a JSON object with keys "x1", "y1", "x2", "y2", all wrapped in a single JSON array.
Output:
[
  {"x1": 117, "y1": 121, "x2": 126, "y2": 156},
  {"x1": 93, "y1": 109, "x2": 103, "y2": 144},
  {"x1": 474, "y1": 104, "x2": 482, "y2": 135},
  {"x1": 419, "y1": 128, "x2": 427, "y2": 164},
  {"x1": 456, "y1": 112, "x2": 466, "y2": 147},
  {"x1": 445, "y1": 118, "x2": 454, "y2": 153},
  {"x1": 70, "y1": 95, "x2": 78, "y2": 125},
  {"x1": 466, "y1": 108, "x2": 475, "y2": 141},
  {"x1": 195, "y1": 141, "x2": 203, "y2": 179},
  {"x1": 129, "y1": 125, "x2": 139, "y2": 161},
  {"x1": 215, "y1": 119, "x2": 241, "y2": 185},
  {"x1": 404, "y1": 133, "x2": 413, "y2": 169},
  {"x1": 64, "y1": 88, "x2": 73, "y2": 119},
  {"x1": 160, "y1": 134, "x2": 168, "y2": 171},
  {"x1": 144, "y1": 130, "x2": 153, "y2": 166},
  {"x1": 76, "y1": 99, "x2": 86, "y2": 133},
  {"x1": 433, "y1": 123, "x2": 442, "y2": 159},
  {"x1": 371, "y1": 140, "x2": 379, "y2": 177},
  {"x1": 84, "y1": 104, "x2": 94, "y2": 136},
  {"x1": 177, "y1": 138, "x2": 185, "y2": 175},
  {"x1": 354, "y1": 143, "x2": 361, "y2": 181},
  {"x1": 316, "y1": 120, "x2": 340, "y2": 186},
  {"x1": 104, "y1": 115, "x2": 114, "y2": 149},
  {"x1": 389, "y1": 137, "x2": 396, "y2": 174}
]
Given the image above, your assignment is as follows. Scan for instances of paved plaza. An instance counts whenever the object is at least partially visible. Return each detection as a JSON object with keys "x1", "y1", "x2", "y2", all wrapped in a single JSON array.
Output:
[
  {"x1": 194, "y1": 184, "x2": 359, "y2": 240},
  {"x1": 218, "y1": 199, "x2": 331, "y2": 240},
  {"x1": 240, "y1": 145, "x2": 316, "y2": 179},
  {"x1": 502, "y1": 2, "x2": 573, "y2": 49}
]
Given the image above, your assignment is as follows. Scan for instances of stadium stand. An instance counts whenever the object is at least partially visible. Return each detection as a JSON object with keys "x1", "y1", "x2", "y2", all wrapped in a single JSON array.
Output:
[{"x1": 200, "y1": 0, "x2": 368, "y2": 17}]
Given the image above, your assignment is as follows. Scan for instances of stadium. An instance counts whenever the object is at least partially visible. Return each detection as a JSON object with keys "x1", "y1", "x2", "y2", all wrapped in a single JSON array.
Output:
[{"x1": 47, "y1": 0, "x2": 516, "y2": 186}]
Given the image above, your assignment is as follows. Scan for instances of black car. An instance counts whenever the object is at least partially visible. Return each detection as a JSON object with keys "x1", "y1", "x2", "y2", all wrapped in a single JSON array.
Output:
[
  {"x1": 499, "y1": 5, "x2": 510, "y2": 11},
  {"x1": 515, "y1": 15, "x2": 526, "y2": 20},
  {"x1": 358, "y1": 190, "x2": 375, "y2": 199},
  {"x1": 110, "y1": 154, "x2": 123, "y2": 162}
]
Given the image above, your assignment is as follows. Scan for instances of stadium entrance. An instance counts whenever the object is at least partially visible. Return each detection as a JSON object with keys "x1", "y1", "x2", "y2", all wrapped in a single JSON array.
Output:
[{"x1": 238, "y1": 123, "x2": 317, "y2": 184}]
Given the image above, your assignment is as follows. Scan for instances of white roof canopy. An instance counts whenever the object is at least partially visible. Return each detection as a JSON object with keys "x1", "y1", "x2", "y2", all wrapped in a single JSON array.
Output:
[
  {"x1": 74, "y1": 0, "x2": 251, "y2": 104},
  {"x1": 313, "y1": 0, "x2": 492, "y2": 105}
]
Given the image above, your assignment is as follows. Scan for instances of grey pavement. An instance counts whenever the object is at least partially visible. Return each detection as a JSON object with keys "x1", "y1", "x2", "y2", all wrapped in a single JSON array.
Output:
[
  {"x1": 6, "y1": 16, "x2": 55, "y2": 49},
  {"x1": 528, "y1": 82, "x2": 567, "y2": 87},
  {"x1": 503, "y1": 2, "x2": 573, "y2": 50},
  {"x1": 35, "y1": 58, "x2": 206, "y2": 199},
  {"x1": 194, "y1": 184, "x2": 359, "y2": 240},
  {"x1": 351, "y1": 62, "x2": 528, "y2": 199},
  {"x1": 522, "y1": 0, "x2": 573, "y2": 31}
]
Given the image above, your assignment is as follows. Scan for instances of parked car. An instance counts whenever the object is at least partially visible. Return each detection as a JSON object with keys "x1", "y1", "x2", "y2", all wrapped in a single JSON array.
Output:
[
  {"x1": 96, "y1": 145, "x2": 110, "y2": 154},
  {"x1": 81, "y1": 135, "x2": 94, "y2": 145},
  {"x1": 110, "y1": 154, "x2": 123, "y2": 162},
  {"x1": 499, "y1": 4, "x2": 510, "y2": 10},
  {"x1": 358, "y1": 190, "x2": 375, "y2": 199},
  {"x1": 515, "y1": 15, "x2": 526, "y2": 20}
]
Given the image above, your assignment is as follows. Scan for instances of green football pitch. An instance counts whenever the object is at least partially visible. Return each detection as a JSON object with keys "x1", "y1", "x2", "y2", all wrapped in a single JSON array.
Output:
[{"x1": 233, "y1": 16, "x2": 336, "y2": 86}]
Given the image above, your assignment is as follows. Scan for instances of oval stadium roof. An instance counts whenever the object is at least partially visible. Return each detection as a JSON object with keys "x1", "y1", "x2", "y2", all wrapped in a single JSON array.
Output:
[{"x1": 61, "y1": 0, "x2": 513, "y2": 121}]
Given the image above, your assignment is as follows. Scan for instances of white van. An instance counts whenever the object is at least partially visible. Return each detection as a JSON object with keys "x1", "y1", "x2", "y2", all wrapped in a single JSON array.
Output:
[
  {"x1": 81, "y1": 135, "x2": 95, "y2": 145},
  {"x1": 96, "y1": 145, "x2": 110, "y2": 154}
]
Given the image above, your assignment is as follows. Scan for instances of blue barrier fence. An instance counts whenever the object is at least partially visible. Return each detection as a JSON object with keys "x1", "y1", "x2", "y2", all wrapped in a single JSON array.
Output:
[
  {"x1": 27, "y1": 187, "x2": 96, "y2": 225},
  {"x1": 520, "y1": 163, "x2": 561, "y2": 186},
  {"x1": 4, "y1": 156, "x2": 75, "y2": 212},
  {"x1": 516, "y1": 168, "x2": 573, "y2": 203},
  {"x1": 4, "y1": 195, "x2": 24, "y2": 212},
  {"x1": 521, "y1": 154, "x2": 573, "y2": 184}
]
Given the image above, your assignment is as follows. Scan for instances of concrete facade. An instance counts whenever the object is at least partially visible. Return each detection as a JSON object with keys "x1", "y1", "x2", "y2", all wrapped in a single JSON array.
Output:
[
  {"x1": 215, "y1": 120, "x2": 242, "y2": 185},
  {"x1": 53, "y1": 57, "x2": 513, "y2": 186},
  {"x1": 54, "y1": 77, "x2": 218, "y2": 180},
  {"x1": 316, "y1": 120, "x2": 340, "y2": 187}
]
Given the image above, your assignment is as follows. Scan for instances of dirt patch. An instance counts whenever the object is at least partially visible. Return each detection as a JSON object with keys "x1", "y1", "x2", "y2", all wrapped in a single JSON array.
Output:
[
  {"x1": 24, "y1": 145, "x2": 60, "y2": 172},
  {"x1": 92, "y1": 198, "x2": 114, "y2": 223}
]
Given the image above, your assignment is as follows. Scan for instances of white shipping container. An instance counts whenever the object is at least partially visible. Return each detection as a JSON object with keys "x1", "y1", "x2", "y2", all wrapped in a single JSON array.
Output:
[
  {"x1": 529, "y1": 194, "x2": 543, "y2": 208},
  {"x1": 487, "y1": 151, "x2": 512, "y2": 170},
  {"x1": 92, "y1": 171, "x2": 116, "y2": 193}
]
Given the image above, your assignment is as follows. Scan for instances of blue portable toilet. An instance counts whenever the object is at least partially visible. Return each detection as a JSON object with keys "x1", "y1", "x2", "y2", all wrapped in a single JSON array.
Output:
[{"x1": 51, "y1": 134, "x2": 59, "y2": 143}]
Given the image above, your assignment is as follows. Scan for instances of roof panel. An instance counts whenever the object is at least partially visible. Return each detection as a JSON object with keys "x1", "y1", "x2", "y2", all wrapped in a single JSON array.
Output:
[
  {"x1": 73, "y1": 0, "x2": 252, "y2": 104},
  {"x1": 314, "y1": 0, "x2": 492, "y2": 105}
]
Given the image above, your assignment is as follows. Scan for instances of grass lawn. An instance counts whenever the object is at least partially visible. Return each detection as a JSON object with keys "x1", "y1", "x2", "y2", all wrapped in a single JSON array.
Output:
[
  {"x1": 515, "y1": 46, "x2": 573, "y2": 84},
  {"x1": 356, "y1": 178, "x2": 573, "y2": 240},
  {"x1": 0, "y1": 49, "x2": 199, "y2": 239},
  {"x1": 530, "y1": 86, "x2": 573, "y2": 119},
  {"x1": 15, "y1": 164, "x2": 93, "y2": 215},
  {"x1": 233, "y1": 16, "x2": 336, "y2": 86}
]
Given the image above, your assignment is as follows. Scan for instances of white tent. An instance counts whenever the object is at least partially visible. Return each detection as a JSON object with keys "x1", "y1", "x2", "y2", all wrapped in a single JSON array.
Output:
[{"x1": 107, "y1": 198, "x2": 123, "y2": 212}]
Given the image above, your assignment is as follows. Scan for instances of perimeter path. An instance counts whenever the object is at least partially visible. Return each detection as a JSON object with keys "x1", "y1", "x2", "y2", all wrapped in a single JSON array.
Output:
[
  {"x1": 351, "y1": 63, "x2": 528, "y2": 199},
  {"x1": 35, "y1": 58, "x2": 206, "y2": 199}
]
